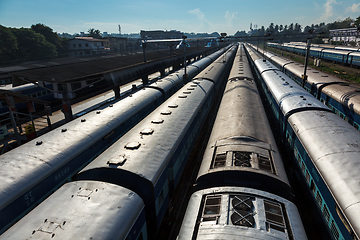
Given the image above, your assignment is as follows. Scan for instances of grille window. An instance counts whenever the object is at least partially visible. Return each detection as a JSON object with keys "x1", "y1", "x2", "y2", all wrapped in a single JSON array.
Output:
[
  {"x1": 202, "y1": 195, "x2": 221, "y2": 224},
  {"x1": 264, "y1": 200, "x2": 286, "y2": 232},
  {"x1": 233, "y1": 151, "x2": 251, "y2": 167},
  {"x1": 230, "y1": 195, "x2": 255, "y2": 228},
  {"x1": 305, "y1": 170, "x2": 310, "y2": 183},
  {"x1": 316, "y1": 191, "x2": 323, "y2": 207},
  {"x1": 301, "y1": 161, "x2": 306, "y2": 173},
  {"x1": 213, "y1": 153, "x2": 226, "y2": 168},
  {"x1": 330, "y1": 221, "x2": 340, "y2": 240},
  {"x1": 322, "y1": 205, "x2": 330, "y2": 222}
]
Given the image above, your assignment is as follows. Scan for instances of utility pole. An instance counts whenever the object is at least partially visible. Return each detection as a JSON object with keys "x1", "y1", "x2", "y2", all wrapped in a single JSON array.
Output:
[{"x1": 302, "y1": 29, "x2": 314, "y2": 88}]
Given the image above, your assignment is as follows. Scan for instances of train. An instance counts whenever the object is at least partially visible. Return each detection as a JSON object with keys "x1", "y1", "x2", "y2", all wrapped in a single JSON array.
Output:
[
  {"x1": 0, "y1": 46, "x2": 230, "y2": 234},
  {"x1": 0, "y1": 83, "x2": 55, "y2": 114},
  {"x1": 245, "y1": 43, "x2": 360, "y2": 240},
  {"x1": 253, "y1": 43, "x2": 360, "y2": 132},
  {"x1": 177, "y1": 44, "x2": 307, "y2": 239},
  {"x1": 0, "y1": 44, "x2": 237, "y2": 239},
  {"x1": 267, "y1": 42, "x2": 360, "y2": 67}
]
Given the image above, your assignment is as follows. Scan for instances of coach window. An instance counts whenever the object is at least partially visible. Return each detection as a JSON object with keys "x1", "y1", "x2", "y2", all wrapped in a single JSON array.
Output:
[
  {"x1": 202, "y1": 195, "x2": 221, "y2": 223},
  {"x1": 310, "y1": 180, "x2": 316, "y2": 194}
]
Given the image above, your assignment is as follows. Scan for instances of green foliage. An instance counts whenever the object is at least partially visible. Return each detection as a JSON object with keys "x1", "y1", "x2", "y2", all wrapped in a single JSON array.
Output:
[
  {"x1": 355, "y1": 16, "x2": 360, "y2": 27},
  {"x1": 88, "y1": 28, "x2": 102, "y2": 38},
  {"x1": 0, "y1": 25, "x2": 58, "y2": 65},
  {"x1": 11, "y1": 27, "x2": 57, "y2": 61},
  {"x1": 0, "y1": 25, "x2": 18, "y2": 65},
  {"x1": 31, "y1": 23, "x2": 67, "y2": 55}
]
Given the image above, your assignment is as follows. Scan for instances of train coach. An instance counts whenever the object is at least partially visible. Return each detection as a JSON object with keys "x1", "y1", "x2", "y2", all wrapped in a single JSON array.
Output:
[
  {"x1": 257, "y1": 44, "x2": 360, "y2": 131},
  {"x1": 177, "y1": 44, "x2": 307, "y2": 239},
  {"x1": 267, "y1": 42, "x2": 360, "y2": 67},
  {"x1": 246, "y1": 44, "x2": 360, "y2": 240},
  {"x1": 0, "y1": 45, "x2": 237, "y2": 239},
  {"x1": 0, "y1": 83, "x2": 54, "y2": 114},
  {"x1": 0, "y1": 46, "x2": 229, "y2": 234}
]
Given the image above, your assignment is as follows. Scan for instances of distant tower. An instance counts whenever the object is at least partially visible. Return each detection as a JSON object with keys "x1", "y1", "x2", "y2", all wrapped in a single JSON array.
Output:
[
  {"x1": 250, "y1": 23, "x2": 253, "y2": 31},
  {"x1": 118, "y1": 25, "x2": 122, "y2": 36}
]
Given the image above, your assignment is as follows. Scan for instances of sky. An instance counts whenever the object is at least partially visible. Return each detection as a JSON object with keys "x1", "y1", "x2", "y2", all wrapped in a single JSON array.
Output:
[{"x1": 0, "y1": 0, "x2": 360, "y2": 35}]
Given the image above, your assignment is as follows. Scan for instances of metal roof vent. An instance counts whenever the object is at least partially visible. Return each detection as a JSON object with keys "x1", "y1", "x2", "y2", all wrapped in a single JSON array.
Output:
[
  {"x1": 107, "y1": 155, "x2": 127, "y2": 166},
  {"x1": 168, "y1": 104, "x2": 178, "y2": 108},
  {"x1": 125, "y1": 142, "x2": 141, "y2": 150},
  {"x1": 183, "y1": 91, "x2": 191, "y2": 94},
  {"x1": 321, "y1": 75, "x2": 329, "y2": 77},
  {"x1": 151, "y1": 119, "x2": 164, "y2": 124},
  {"x1": 190, "y1": 84, "x2": 198, "y2": 87},
  {"x1": 61, "y1": 128, "x2": 67, "y2": 132},
  {"x1": 187, "y1": 87, "x2": 195, "y2": 90},
  {"x1": 161, "y1": 110, "x2": 171, "y2": 115},
  {"x1": 178, "y1": 95, "x2": 187, "y2": 98},
  {"x1": 140, "y1": 128, "x2": 154, "y2": 135}
]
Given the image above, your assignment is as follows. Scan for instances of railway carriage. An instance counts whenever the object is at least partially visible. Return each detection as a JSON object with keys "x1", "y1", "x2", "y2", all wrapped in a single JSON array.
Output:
[
  {"x1": 0, "y1": 181, "x2": 148, "y2": 240},
  {"x1": 246, "y1": 44, "x2": 360, "y2": 240}
]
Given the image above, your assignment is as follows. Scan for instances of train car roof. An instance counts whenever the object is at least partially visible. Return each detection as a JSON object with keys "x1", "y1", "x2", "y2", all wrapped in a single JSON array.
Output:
[
  {"x1": 288, "y1": 110, "x2": 360, "y2": 239},
  {"x1": 197, "y1": 51, "x2": 290, "y2": 190},
  {"x1": 322, "y1": 49, "x2": 353, "y2": 54},
  {"x1": 0, "y1": 181, "x2": 145, "y2": 240},
  {"x1": 0, "y1": 87, "x2": 162, "y2": 211},
  {"x1": 255, "y1": 59, "x2": 330, "y2": 117},
  {"x1": 78, "y1": 79, "x2": 214, "y2": 185},
  {"x1": 321, "y1": 83, "x2": 360, "y2": 116}
]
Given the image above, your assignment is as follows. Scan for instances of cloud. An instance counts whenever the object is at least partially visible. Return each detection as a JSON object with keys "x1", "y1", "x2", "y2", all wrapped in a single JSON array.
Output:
[
  {"x1": 188, "y1": 8, "x2": 212, "y2": 31},
  {"x1": 225, "y1": 11, "x2": 238, "y2": 26},
  {"x1": 188, "y1": 8, "x2": 206, "y2": 22},
  {"x1": 318, "y1": 0, "x2": 341, "y2": 21},
  {"x1": 346, "y1": 3, "x2": 360, "y2": 12}
]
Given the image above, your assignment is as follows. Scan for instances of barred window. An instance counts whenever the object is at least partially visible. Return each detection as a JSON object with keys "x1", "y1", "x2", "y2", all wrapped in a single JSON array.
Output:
[{"x1": 330, "y1": 221, "x2": 340, "y2": 240}]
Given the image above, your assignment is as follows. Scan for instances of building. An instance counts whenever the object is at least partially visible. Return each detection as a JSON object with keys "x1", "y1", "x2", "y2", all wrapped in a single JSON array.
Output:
[
  {"x1": 67, "y1": 37, "x2": 110, "y2": 56},
  {"x1": 140, "y1": 30, "x2": 183, "y2": 40},
  {"x1": 329, "y1": 28, "x2": 360, "y2": 45}
]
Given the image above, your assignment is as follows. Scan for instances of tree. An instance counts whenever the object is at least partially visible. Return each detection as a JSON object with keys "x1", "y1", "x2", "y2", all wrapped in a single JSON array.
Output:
[
  {"x1": 0, "y1": 25, "x2": 18, "y2": 65},
  {"x1": 88, "y1": 28, "x2": 102, "y2": 38},
  {"x1": 294, "y1": 23, "x2": 302, "y2": 33},
  {"x1": 31, "y1": 23, "x2": 67, "y2": 55},
  {"x1": 11, "y1": 27, "x2": 57, "y2": 61},
  {"x1": 355, "y1": 16, "x2": 360, "y2": 27},
  {"x1": 279, "y1": 25, "x2": 284, "y2": 33}
]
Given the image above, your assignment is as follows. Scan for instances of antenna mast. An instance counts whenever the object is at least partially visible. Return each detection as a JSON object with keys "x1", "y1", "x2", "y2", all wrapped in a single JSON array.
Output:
[{"x1": 118, "y1": 25, "x2": 121, "y2": 36}]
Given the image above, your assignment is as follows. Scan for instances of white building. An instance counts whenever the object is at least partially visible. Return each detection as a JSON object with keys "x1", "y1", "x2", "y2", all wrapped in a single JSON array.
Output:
[
  {"x1": 67, "y1": 37, "x2": 110, "y2": 56},
  {"x1": 329, "y1": 28, "x2": 360, "y2": 45}
]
